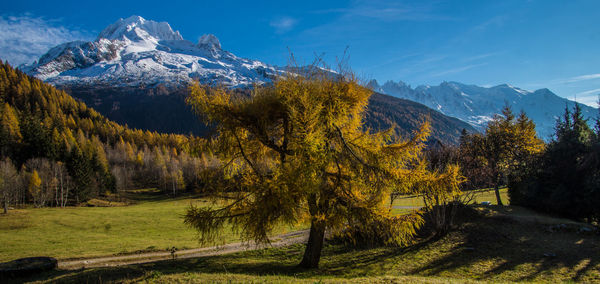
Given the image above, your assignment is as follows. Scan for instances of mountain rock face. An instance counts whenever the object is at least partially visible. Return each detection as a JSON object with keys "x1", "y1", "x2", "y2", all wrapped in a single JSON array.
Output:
[
  {"x1": 369, "y1": 80, "x2": 598, "y2": 140},
  {"x1": 23, "y1": 15, "x2": 477, "y2": 144},
  {"x1": 23, "y1": 16, "x2": 282, "y2": 88}
]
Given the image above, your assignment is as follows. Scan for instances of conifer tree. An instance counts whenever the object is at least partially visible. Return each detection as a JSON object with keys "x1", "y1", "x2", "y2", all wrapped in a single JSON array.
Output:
[
  {"x1": 67, "y1": 146, "x2": 94, "y2": 202},
  {"x1": 510, "y1": 102, "x2": 600, "y2": 221},
  {"x1": 0, "y1": 103, "x2": 22, "y2": 157},
  {"x1": 483, "y1": 105, "x2": 543, "y2": 205},
  {"x1": 184, "y1": 65, "x2": 459, "y2": 268}
]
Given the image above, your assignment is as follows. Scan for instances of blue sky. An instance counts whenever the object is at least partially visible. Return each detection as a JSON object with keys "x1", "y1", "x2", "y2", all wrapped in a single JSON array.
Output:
[{"x1": 1, "y1": 0, "x2": 599, "y2": 106}]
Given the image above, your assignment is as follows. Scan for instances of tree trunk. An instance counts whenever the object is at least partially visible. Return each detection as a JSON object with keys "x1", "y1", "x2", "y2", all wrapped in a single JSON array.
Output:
[
  {"x1": 298, "y1": 220, "x2": 326, "y2": 269},
  {"x1": 494, "y1": 184, "x2": 504, "y2": 206},
  {"x1": 63, "y1": 183, "x2": 69, "y2": 207},
  {"x1": 3, "y1": 198, "x2": 7, "y2": 214}
]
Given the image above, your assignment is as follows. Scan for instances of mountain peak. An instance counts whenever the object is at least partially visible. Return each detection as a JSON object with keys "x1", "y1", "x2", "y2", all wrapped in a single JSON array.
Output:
[
  {"x1": 97, "y1": 15, "x2": 183, "y2": 42},
  {"x1": 383, "y1": 80, "x2": 408, "y2": 87},
  {"x1": 198, "y1": 34, "x2": 221, "y2": 50},
  {"x1": 535, "y1": 87, "x2": 551, "y2": 92},
  {"x1": 492, "y1": 83, "x2": 531, "y2": 95},
  {"x1": 366, "y1": 79, "x2": 380, "y2": 89},
  {"x1": 123, "y1": 15, "x2": 145, "y2": 24}
]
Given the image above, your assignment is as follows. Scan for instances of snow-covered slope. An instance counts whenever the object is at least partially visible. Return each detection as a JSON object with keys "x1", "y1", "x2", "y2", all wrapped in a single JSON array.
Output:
[
  {"x1": 369, "y1": 80, "x2": 598, "y2": 140},
  {"x1": 23, "y1": 16, "x2": 283, "y2": 88}
]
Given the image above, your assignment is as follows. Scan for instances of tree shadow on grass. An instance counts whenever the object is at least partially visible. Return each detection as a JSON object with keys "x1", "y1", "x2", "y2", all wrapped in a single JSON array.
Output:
[
  {"x1": 14, "y1": 247, "x2": 305, "y2": 283},
  {"x1": 15, "y1": 241, "x2": 439, "y2": 283},
  {"x1": 11, "y1": 213, "x2": 600, "y2": 283},
  {"x1": 408, "y1": 215, "x2": 600, "y2": 282}
]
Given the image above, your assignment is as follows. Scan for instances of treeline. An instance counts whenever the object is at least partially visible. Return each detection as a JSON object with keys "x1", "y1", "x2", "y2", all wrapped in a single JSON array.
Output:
[
  {"x1": 0, "y1": 61, "x2": 209, "y2": 211},
  {"x1": 106, "y1": 137, "x2": 213, "y2": 195},
  {"x1": 429, "y1": 103, "x2": 600, "y2": 223},
  {"x1": 427, "y1": 106, "x2": 544, "y2": 203},
  {"x1": 509, "y1": 104, "x2": 600, "y2": 222}
]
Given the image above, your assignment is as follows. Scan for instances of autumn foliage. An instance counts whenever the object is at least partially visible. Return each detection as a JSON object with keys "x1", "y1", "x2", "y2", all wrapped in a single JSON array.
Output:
[{"x1": 184, "y1": 64, "x2": 463, "y2": 268}]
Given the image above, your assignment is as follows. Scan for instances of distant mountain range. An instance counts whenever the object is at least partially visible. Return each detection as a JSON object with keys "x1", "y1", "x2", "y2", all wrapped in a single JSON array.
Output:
[
  {"x1": 25, "y1": 15, "x2": 595, "y2": 144},
  {"x1": 57, "y1": 81, "x2": 474, "y2": 145},
  {"x1": 368, "y1": 80, "x2": 598, "y2": 140}
]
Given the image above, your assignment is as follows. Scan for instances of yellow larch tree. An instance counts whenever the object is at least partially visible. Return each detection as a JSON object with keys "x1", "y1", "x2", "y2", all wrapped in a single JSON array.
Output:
[{"x1": 184, "y1": 65, "x2": 459, "y2": 268}]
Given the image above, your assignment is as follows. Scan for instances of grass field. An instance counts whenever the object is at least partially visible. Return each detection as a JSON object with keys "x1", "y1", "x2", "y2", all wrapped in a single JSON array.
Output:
[
  {"x1": 0, "y1": 189, "x2": 303, "y2": 262},
  {"x1": 20, "y1": 205, "x2": 600, "y2": 283},
  {"x1": 391, "y1": 188, "x2": 509, "y2": 214},
  {"x1": 0, "y1": 188, "x2": 509, "y2": 263},
  {"x1": 7, "y1": 187, "x2": 597, "y2": 284}
]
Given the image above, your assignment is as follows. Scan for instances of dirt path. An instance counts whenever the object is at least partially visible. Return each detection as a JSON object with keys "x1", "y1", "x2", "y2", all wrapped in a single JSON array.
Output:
[{"x1": 58, "y1": 230, "x2": 309, "y2": 270}]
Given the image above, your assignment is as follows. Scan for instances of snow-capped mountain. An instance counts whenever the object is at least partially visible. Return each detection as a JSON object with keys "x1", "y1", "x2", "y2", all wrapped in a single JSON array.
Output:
[
  {"x1": 23, "y1": 16, "x2": 283, "y2": 88},
  {"x1": 16, "y1": 15, "x2": 478, "y2": 144},
  {"x1": 368, "y1": 80, "x2": 598, "y2": 140}
]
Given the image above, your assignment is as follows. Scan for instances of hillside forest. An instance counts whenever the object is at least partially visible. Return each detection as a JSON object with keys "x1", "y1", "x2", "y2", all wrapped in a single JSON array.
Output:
[{"x1": 0, "y1": 61, "x2": 211, "y2": 211}]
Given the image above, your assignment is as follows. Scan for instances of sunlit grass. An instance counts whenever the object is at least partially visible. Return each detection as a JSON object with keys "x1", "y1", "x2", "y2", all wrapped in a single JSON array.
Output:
[
  {"x1": 5, "y1": 188, "x2": 599, "y2": 283},
  {"x1": 0, "y1": 188, "x2": 509, "y2": 262},
  {"x1": 25, "y1": 204, "x2": 600, "y2": 283},
  {"x1": 0, "y1": 189, "x2": 304, "y2": 262},
  {"x1": 390, "y1": 188, "x2": 509, "y2": 215}
]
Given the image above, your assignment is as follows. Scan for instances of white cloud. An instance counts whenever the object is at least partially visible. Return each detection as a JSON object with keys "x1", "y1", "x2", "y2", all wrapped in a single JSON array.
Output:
[
  {"x1": 575, "y1": 88, "x2": 600, "y2": 96},
  {"x1": 269, "y1": 17, "x2": 297, "y2": 34},
  {"x1": 572, "y1": 88, "x2": 600, "y2": 107},
  {"x1": 0, "y1": 14, "x2": 91, "y2": 66},
  {"x1": 563, "y1": 73, "x2": 600, "y2": 83}
]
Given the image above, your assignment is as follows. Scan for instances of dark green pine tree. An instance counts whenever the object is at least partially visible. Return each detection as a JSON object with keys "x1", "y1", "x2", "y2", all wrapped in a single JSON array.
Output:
[
  {"x1": 513, "y1": 103, "x2": 598, "y2": 221},
  {"x1": 18, "y1": 112, "x2": 53, "y2": 166},
  {"x1": 67, "y1": 145, "x2": 95, "y2": 202},
  {"x1": 89, "y1": 148, "x2": 116, "y2": 194},
  {"x1": 554, "y1": 104, "x2": 571, "y2": 141},
  {"x1": 572, "y1": 103, "x2": 593, "y2": 145}
]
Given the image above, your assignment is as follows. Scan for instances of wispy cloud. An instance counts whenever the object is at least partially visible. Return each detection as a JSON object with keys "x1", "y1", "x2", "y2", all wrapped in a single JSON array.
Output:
[
  {"x1": 363, "y1": 52, "x2": 422, "y2": 71},
  {"x1": 313, "y1": 1, "x2": 455, "y2": 22},
  {"x1": 463, "y1": 52, "x2": 503, "y2": 62},
  {"x1": 0, "y1": 14, "x2": 90, "y2": 66},
  {"x1": 572, "y1": 88, "x2": 600, "y2": 106},
  {"x1": 517, "y1": 75, "x2": 600, "y2": 107},
  {"x1": 568, "y1": 88, "x2": 600, "y2": 107},
  {"x1": 575, "y1": 88, "x2": 600, "y2": 96},
  {"x1": 293, "y1": 0, "x2": 454, "y2": 50},
  {"x1": 562, "y1": 73, "x2": 600, "y2": 83},
  {"x1": 420, "y1": 55, "x2": 448, "y2": 64},
  {"x1": 472, "y1": 15, "x2": 508, "y2": 32},
  {"x1": 430, "y1": 63, "x2": 487, "y2": 77},
  {"x1": 269, "y1": 16, "x2": 298, "y2": 34},
  {"x1": 520, "y1": 73, "x2": 600, "y2": 89}
]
